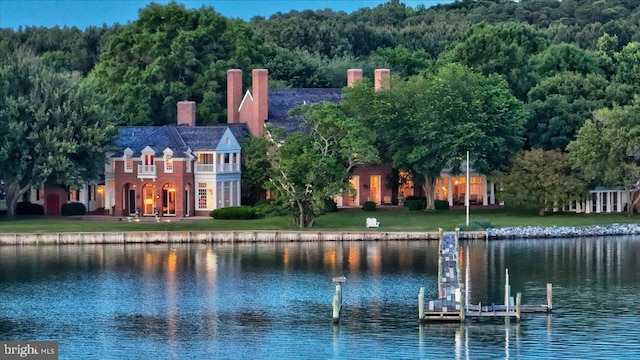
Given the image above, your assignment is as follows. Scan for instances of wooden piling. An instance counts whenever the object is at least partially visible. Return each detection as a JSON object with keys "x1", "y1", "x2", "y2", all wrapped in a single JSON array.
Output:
[
  {"x1": 418, "y1": 287, "x2": 425, "y2": 321},
  {"x1": 505, "y1": 268, "x2": 510, "y2": 312},
  {"x1": 332, "y1": 276, "x2": 346, "y2": 324},
  {"x1": 547, "y1": 283, "x2": 553, "y2": 312},
  {"x1": 516, "y1": 293, "x2": 522, "y2": 320}
]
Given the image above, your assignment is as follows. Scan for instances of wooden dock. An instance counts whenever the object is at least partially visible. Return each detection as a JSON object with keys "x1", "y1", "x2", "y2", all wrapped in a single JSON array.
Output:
[{"x1": 418, "y1": 232, "x2": 552, "y2": 323}]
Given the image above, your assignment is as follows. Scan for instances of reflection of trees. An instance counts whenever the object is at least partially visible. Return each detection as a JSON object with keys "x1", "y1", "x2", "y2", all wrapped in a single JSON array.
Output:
[{"x1": 477, "y1": 236, "x2": 639, "y2": 304}]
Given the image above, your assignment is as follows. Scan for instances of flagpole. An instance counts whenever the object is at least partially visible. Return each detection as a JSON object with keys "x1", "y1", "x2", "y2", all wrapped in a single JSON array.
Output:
[{"x1": 466, "y1": 151, "x2": 470, "y2": 226}]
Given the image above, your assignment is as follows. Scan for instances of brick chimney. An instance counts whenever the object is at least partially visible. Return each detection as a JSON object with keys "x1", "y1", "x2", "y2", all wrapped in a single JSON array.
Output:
[
  {"x1": 347, "y1": 69, "x2": 363, "y2": 87},
  {"x1": 251, "y1": 69, "x2": 268, "y2": 137},
  {"x1": 177, "y1": 101, "x2": 196, "y2": 126},
  {"x1": 227, "y1": 69, "x2": 243, "y2": 124},
  {"x1": 374, "y1": 68, "x2": 391, "y2": 91}
]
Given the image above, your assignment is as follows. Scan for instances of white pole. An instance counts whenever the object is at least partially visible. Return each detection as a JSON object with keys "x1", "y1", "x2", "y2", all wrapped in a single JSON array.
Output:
[{"x1": 466, "y1": 151, "x2": 470, "y2": 226}]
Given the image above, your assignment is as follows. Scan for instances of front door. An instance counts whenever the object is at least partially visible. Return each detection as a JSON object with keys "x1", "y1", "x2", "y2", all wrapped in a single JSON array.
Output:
[
  {"x1": 128, "y1": 188, "x2": 136, "y2": 215},
  {"x1": 162, "y1": 184, "x2": 176, "y2": 216},
  {"x1": 143, "y1": 185, "x2": 156, "y2": 215},
  {"x1": 45, "y1": 194, "x2": 60, "y2": 215},
  {"x1": 369, "y1": 176, "x2": 380, "y2": 204}
]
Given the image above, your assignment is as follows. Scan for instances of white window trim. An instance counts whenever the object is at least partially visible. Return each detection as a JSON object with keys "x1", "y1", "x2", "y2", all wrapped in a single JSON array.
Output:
[
  {"x1": 123, "y1": 148, "x2": 134, "y2": 173},
  {"x1": 163, "y1": 148, "x2": 174, "y2": 173}
]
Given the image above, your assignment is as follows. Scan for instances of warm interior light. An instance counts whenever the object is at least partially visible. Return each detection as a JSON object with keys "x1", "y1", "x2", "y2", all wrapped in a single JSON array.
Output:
[{"x1": 144, "y1": 198, "x2": 153, "y2": 205}]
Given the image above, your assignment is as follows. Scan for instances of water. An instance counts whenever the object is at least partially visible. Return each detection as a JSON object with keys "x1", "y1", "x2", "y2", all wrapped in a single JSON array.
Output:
[{"x1": 1, "y1": 236, "x2": 639, "y2": 359}]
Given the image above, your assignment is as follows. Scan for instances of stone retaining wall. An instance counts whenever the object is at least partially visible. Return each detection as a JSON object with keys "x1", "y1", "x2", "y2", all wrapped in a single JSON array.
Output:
[
  {"x1": 487, "y1": 224, "x2": 640, "y2": 239},
  {"x1": 1, "y1": 231, "x2": 486, "y2": 245}
]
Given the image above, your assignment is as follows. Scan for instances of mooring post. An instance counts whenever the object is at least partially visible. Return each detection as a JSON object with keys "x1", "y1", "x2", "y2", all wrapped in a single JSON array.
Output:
[
  {"x1": 547, "y1": 283, "x2": 553, "y2": 312},
  {"x1": 332, "y1": 276, "x2": 346, "y2": 324},
  {"x1": 505, "y1": 268, "x2": 510, "y2": 313},
  {"x1": 459, "y1": 284, "x2": 465, "y2": 321},
  {"x1": 418, "y1": 287, "x2": 425, "y2": 321},
  {"x1": 516, "y1": 292, "x2": 522, "y2": 321}
]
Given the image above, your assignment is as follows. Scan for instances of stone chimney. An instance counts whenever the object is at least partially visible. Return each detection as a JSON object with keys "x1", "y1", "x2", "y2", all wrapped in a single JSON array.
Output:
[
  {"x1": 227, "y1": 69, "x2": 243, "y2": 124},
  {"x1": 177, "y1": 101, "x2": 196, "y2": 126},
  {"x1": 251, "y1": 69, "x2": 268, "y2": 137},
  {"x1": 347, "y1": 69, "x2": 363, "y2": 87},
  {"x1": 374, "y1": 68, "x2": 391, "y2": 91}
]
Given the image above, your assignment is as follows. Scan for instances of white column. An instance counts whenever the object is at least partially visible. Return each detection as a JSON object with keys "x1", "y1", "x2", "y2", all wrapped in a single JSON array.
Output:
[{"x1": 482, "y1": 176, "x2": 488, "y2": 205}]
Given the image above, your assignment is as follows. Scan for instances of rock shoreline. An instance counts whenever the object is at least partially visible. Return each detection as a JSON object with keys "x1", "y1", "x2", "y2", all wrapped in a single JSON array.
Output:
[{"x1": 487, "y1": 224, "x2": 640, "y2": 239}]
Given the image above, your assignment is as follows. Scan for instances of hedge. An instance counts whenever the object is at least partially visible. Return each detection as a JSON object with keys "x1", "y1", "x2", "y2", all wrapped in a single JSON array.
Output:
[
  {"x1": 362, "y1": 201, "x2": 377, "y2": 211},
  {"x1": 434, "y1": 200, "x2": 450, "y2": 210},
  {"x1": 61, "y1": 202, "x2": 87, "y2": 216},
  {"x1": 16, "y1": 202, "x2": 44, "y2": 215},
  {"x1": 405, "y1": 199, "x2": 426, "y2": 211},
  {"x1": 210, "y1": 206, "x2": 257, "y2": 219}
]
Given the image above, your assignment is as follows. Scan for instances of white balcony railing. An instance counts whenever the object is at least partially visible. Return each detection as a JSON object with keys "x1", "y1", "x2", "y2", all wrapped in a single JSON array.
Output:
[
  {"x1": 195, "y1": 164, "x2": 215, "y2": 173},
  {"x1": 195, "y1": 163, "x2": 240, "y2": 173},
  {"x1": 137, "y1": 164, "x2": 156, "y2": 179}
]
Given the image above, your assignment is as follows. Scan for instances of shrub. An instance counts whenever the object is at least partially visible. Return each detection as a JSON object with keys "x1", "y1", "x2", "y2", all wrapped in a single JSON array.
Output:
[
  {"x1": 362, "y1": 201, "x2": 377, "y2": 211},
  {"x1": 16, "y1": 202, "x2": 44, "y2": 215},
  {"x1": 434, "y1": 200, "x2": 450, "y2": 210},
  {"x1": 405, "y1": 199, "x2": 426, "y2": 210},
  {"x1": 209, "y1": 206, "x2": 257, "y2": 220},
  {"x1": 61, "y1": 202, "x2": 86, "y2": 216},
  {"x1": 323, "y1": 198, "x2": 338, "y2": 213}
]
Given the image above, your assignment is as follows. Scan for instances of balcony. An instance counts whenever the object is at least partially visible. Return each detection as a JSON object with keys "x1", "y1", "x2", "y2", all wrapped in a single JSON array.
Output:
[
  {"x1": 195, "y1": 163, "x2": 240, "y2": 174},
  {"x1": 195, "y1": 164, "x2": 215, "y2": 173},
  {"x1": 137, "y1": 164, "x2": 157, "y2": 180}
]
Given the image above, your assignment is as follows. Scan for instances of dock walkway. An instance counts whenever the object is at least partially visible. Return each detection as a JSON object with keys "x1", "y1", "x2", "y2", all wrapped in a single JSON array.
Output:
[{"x1": 419, "y1": 232, "x2": 552, "y2": 322}]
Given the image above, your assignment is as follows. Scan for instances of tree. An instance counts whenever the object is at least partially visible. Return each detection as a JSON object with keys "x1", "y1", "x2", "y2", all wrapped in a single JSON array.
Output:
[
  {"x1": 266, "y1": 102, "x2": 378, "y2": 227},
  {"x1": 343, "y1": 63, "x2": 527, "y2": 210},
  {"x1": 239, "y1": 136, "x2": 272, "y2": 204},
  {"x1": 493, "y1": 149, "x2": 588, "y2": 216},
  {"x1": 0, "y1": 50, "x2": 116, "y2": 217},
  {"x1": 568, "y1": 101, "x2": 640, "y2": 216},
  {"x1": 526, "y1": 71, "x2": 612, "y2": 151},
  {"x1": 438, "y1": 22, "x2": 549, "y2": 100},
  {"x1": 90, "y1": 2, "x2": 266, "y2": 126}
]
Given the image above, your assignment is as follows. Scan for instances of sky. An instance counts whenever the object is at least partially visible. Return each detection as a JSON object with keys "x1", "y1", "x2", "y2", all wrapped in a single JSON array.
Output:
[{"x1": 0, "y1": 0, "x2": 453, "y2": 30}]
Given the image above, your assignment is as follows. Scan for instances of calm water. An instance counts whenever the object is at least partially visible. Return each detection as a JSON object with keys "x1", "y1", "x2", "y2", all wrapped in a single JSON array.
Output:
[{"x1": 1, "y1": 236, "x2": 639, "y2": 359}]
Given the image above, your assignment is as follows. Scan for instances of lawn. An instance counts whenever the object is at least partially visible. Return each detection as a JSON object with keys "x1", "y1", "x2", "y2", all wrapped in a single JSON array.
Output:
[{"x1": 0, "y1": 207, "x2": 637, "y2": 233}]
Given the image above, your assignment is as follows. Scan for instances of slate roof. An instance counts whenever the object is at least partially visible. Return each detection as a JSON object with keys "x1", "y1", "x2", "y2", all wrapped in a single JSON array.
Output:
[
  {"x1": 268, "y1": 88, "x2": 342, "y2": 121},
  {"x1": 267, "y1": 88, "x2": 342, "y2": 136},
  {"x1": 112, "y1": 123, "x2": 246, "y2": 158}
]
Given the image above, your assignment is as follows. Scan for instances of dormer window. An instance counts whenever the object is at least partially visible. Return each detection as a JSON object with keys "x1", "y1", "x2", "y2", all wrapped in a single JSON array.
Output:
[
  {"x1": 123, "y1": 148, "x2": 134, "y2": 173},
  {"x1": 163, "y1": 148, "x2": 174, "y2": 173}
]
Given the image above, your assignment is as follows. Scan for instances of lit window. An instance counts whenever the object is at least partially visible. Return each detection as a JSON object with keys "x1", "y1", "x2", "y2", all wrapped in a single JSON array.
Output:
[
  {"x1": 165, "y1": 155, "x2": 173, "y2": 173},
  {"x1": 125, "y1": 156, "x2": 133, "y2": 172}
]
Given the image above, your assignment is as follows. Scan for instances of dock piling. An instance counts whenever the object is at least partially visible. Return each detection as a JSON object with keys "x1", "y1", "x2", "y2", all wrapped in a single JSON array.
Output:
[
  {"x1": 332, "y1": 276, "x2": 346, "y2": 324},
  {"x1": 547, "y1": 283, "x2": 553, "y2": 312},
  {"x1": 418, "y1": 287, "x2": 425, "y2": 321}
]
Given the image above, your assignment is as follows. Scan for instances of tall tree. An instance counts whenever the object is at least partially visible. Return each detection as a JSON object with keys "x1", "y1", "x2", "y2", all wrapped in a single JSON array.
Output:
[
  {"x1": 239, "y1": 136, "x2": 272, "y2": 204},
  {"x1": 568, "y1": 101, "x2": 640, "y2": 216},
  {"x1": 438, "y1": 22, "x2": 549, "y2": 100},
  {"x1": 90, "y1": 2, "x2": 266, "y2": 126},
  {"x1": 343, "y1": 63, "x2": 527, "y2": 210},
  {"x1": 0, "y1": 50, "x2": 116, "y2": 217},
  {"x1": 266, "y1": 102, "x2": 378, "y2": 227},
  {"x1": 526, "y1": 71, "x2": 612, "y2": 150}
]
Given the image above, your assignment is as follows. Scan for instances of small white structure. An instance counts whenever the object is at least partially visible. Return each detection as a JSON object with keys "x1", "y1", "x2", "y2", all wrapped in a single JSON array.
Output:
[{"x1": 366, "y1": 217, "x2": 380, "y2": 228}]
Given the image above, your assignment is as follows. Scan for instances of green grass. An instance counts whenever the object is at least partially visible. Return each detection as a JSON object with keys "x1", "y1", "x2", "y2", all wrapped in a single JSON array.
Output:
[{"x1": 0, "y1": 208, "x2": 637, "y2": 233}]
